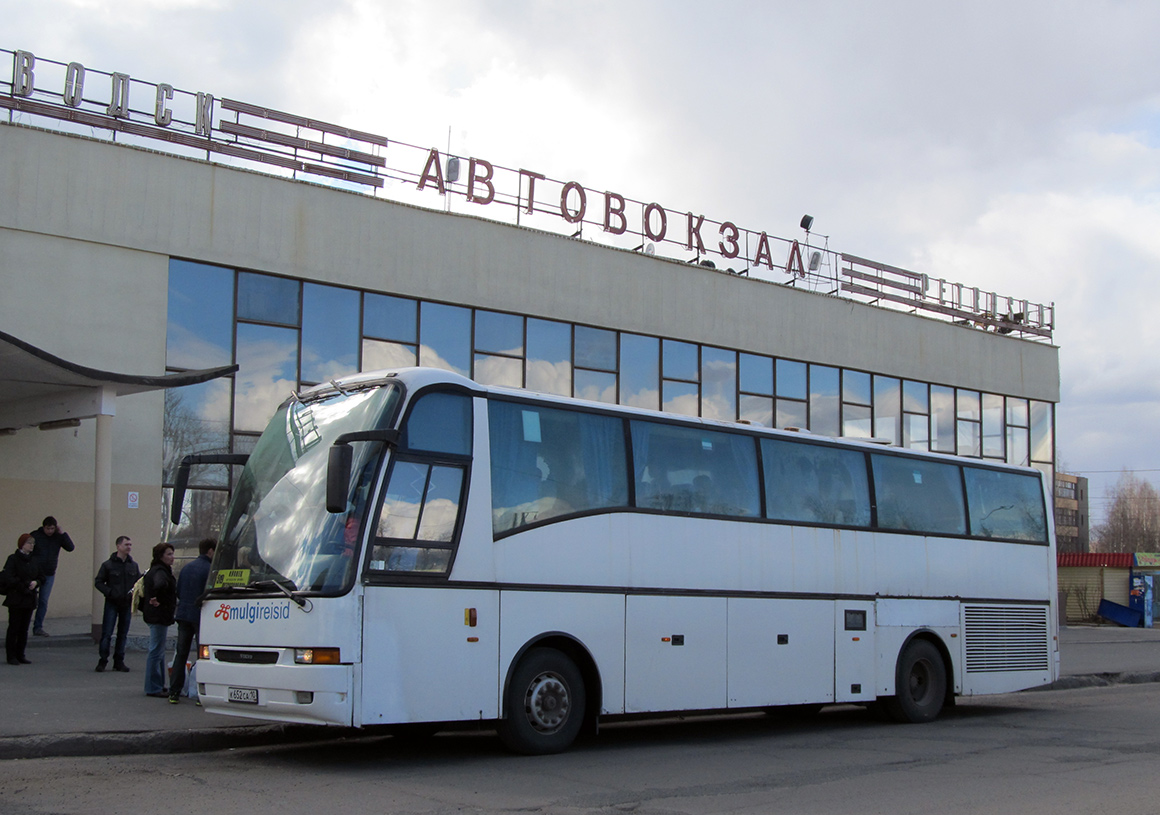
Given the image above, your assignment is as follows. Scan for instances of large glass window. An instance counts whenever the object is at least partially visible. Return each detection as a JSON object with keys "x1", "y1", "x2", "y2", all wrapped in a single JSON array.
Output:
[
  {"x1": 167, "y1": 260, "x2": 234, "y2": 369},
  {"x1": 930, "y1": 385, "x2": 955, "y2": 453},
  {"x1": 489, "y1": 400, "x2": 628, "y2": 535},
  {"x1": 982, "y1": 393, "x2": 1005, "y2": 459},
  {"x1": 474, "y1": 311, "x2": 524, "y2": 387},
  {"x1": 301, "y1": 283, "x2": 359, "y2": 384},
  {"x1": 401, "y1": 392, "x2": 472, "y2": 456},
  {"x1": 620, "y1": 333, "x2": 660, "y2": 410},
  {"x1": 776, "y1": 359, "x2": 808, "y2": 429},
  {"x1": 631, "y1": 421, "x2": 759, "y2": 517},
  {"x1": 872, "y1": 454, "x2": 966, "y2": 535},
  {"x1": 237, "y1": 272, "x2": 299, "y2": 325},
  {"x1": 364, "y1": 294, "x2": 418, "y2": 343},
  {"x1": 964, "y1": 467, "x2": 1047, "y2": 542},
  {"x1": 842, "y1": 369, "x2": 872, "y2": 439},
  {"x1": 701, "y1": 347, "x2": 737, "y2": 422},
  {"x1": 233, "y1": 323, "x2": 299, "y2": 433},
  {"x1": 526, "y1": 318, "x2": 572, "y2": 396},
  {"x1": 419, "y1": 302, "x2": 470, "y2": 376},
  {"x1": 873, "y1": 375, "x2": 901, "y2": 445},
  {"x1": 809, "y1": 365, "x2": 840, "y2": 437},
  {"x1": 762, "y1": 439, "x2": 870, "y2": 527}
]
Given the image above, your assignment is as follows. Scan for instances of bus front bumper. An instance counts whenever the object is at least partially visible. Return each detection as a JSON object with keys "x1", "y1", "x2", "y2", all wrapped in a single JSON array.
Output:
[{"x1": 196, "y1": 659, "x2": 354, "y2": 727}]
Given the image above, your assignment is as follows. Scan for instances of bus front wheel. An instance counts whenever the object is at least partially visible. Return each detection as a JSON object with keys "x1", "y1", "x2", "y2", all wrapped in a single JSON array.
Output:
[
  {"x1": 884, "y1": 639, "x2": 946, "y2": 723},
  {"x1": 498, "y1": 647, "x2": 586, "y2": 755}
]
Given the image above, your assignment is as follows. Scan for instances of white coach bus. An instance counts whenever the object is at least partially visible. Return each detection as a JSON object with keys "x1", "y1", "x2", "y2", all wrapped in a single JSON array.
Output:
[{"x1": 178, "y1": 367, "x2": 1058, "y2": 754}]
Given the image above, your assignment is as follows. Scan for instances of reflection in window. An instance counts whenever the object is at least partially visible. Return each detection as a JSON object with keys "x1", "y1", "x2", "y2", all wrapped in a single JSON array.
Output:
[
  {"x1": 364, "y1": 293, "x2": 417, "y2": 342},
  {"x1": 930, "y1": 385, "x2": 955, "y2": 453},
  {"x1": 237, "y1": 272, "x2": 299, "y2": 325},
  {"x1": 763, "y1": 439, "x2": 870, "y2": 526},
  {"x1": 740, "y1": 353, "x2": 773, "y2": 396},
  {"x1": 475, "y1": 310, "x2": 524, "y2": 356},
  {"x1": 663, "y1": 380, "x2": 699, "y2": 416},
  {"x1": 872, "y1": 454, "x2": 966, "y2": 535},
  {"x1": 843, "y1": 404, "x2": 872, "y2": 438},
  {"x1": 776, "y1": 398, "x2": 808, "y2": 429},
  {"x1": 402, "y1": 392, "x2": 472, "y2": 456},
  {"x1": 740, "y1": 394, "x2": 773, "y2": 427},
  {"x1": 575, "y1": 326, "x2": 616, "y2": 371},
  {"x1": 167, "y1": 260, "x2": 234, "y2": 370},
  {"x1": 874, "y1": 376, "x2": 901, "y2": 445},
  {"x1": 663, "y1": 339, "x2": 698, "y2": 382},
  {"x1": 362, "y1": 338, "x2": 417, "y2": 371},
  {"x1": 964, "y1": 467, "x2": 1047, "y2": 542},
  {"x1": 301, "y1": 283, "x2": 359, "y2": 383},
  {"x1": 631, "y1": 420, "x2": 759, "y2": 517},
  {"x1": 419, "y1": 302, "x2": 470, "y2": 376},
  {"x1": 526, "y1": 318, "x2": 572, "y2": 396},
  {"x1": 369, "y1": 460, "x2": 464, "y2": 574},
  {"x1": 843, "y1": 371, "x2": 871, "y2": 406},
  {"x1": 1030, "y1": 401, "x2": 1053, "y2": 463},
  {"x1": 702, "y1": 347, "x2": 737, "y2": 422},
  {"x1": 903, "y1": 380, "x2": 929, "y2": 414},
  {"x1": 776, "y1": 359, "x2": 807, "y2": 399},
  {"x1": 982, "y1": 393, "x2": 1005, "y2": 459},
  {"x1": 620, "y1": 333, "x2": 659, "y2": 410},
  {"x1": 1007, "y1": 425, "x2": 1030, "y2": 467},
  {"x1": 163, "y1": 378, "x2": 232, "y2": 487},
  {"x1": 489, "y1": 401, "x2": 628, "y2": 535},
  {"x1": 575, "y1": 369, "x2": 617, "y2": 404},
  {"x1": 474, "y1": 354, "x2": 523, "y2": 388},
  {"x1": 809, "y1": 365, "x2": 839, "y2": 437},
  {"x1": 234, "y1": 323, "x2": 299, "y2": 432}
]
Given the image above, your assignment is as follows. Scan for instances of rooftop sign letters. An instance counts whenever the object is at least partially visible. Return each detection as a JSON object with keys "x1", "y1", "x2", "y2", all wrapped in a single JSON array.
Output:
[{"x1": 2, "y1": 48, "x2": 1053, "y2": 339}]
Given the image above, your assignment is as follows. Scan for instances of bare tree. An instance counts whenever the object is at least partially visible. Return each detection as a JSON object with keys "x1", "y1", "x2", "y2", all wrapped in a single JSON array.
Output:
[
  {"x1": 1094, "y1": 471, "x2": 1160, "y2": 553},
  {"x1": 161, "y1": 387, "x2": 230, "y2": 549}
]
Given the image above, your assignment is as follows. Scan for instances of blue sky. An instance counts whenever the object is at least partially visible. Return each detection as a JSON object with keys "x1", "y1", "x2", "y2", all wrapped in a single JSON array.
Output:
[{"x1": 7, "y1": 0, "x2": 1160, "y2": 526}]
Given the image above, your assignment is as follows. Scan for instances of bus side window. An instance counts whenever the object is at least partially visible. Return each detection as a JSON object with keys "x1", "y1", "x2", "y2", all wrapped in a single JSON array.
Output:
[
  {"x1": 872, "y1": 454, "x2": 966, "y2": 536},
  {"x1": 368, "y1": 461, "x2": 465, "y2": 574},
  {"x1": 489, "y1": 400, "x2": 628, "y2": 535},
  {"x1": 401, "y1": 391, "x2": 472, "y2": 455},
  {"x1": 762, "y1": 439, "x2": 871, "y2": 527},
  {"x1": 964, "y1": 467, "x2": 1047, "y2": 541}
]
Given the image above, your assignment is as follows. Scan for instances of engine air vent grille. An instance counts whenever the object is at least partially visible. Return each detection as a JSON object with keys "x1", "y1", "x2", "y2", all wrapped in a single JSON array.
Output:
[{"x1": 964, "y1": 605, "x2": 1050, "y2": 673}]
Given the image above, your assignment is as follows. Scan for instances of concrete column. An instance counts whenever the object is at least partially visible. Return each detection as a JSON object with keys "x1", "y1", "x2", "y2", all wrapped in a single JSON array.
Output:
[{"x1": 91, "y1": 386, "x2": 116, "y2": 642}]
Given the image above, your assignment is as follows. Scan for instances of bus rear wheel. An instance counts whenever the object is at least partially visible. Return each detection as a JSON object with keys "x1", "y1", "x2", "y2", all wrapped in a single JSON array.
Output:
[
  {"x1": 884, "y1": 639, "x2": 946, "y2": 723},
  {"x1": 498, "y1": 647, "x2": 586, "y2": 755}
]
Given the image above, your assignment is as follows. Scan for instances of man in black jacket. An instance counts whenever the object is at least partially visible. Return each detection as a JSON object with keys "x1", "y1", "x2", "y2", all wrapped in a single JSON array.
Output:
[
  {"x1": 30, "y1": 516, "x2": 75, "y2": 636},
  {"x1": 93, "y1": 536, "x2": 141, "y2": 672}
]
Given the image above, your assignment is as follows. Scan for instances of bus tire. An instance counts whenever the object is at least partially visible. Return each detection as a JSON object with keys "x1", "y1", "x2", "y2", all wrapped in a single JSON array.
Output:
[
  {"x1": 884, "y1": 638, "x2": 946, "y2": 723},
  {"x1": 498, "y1": 647, "x2": 586, "y2": 755}
]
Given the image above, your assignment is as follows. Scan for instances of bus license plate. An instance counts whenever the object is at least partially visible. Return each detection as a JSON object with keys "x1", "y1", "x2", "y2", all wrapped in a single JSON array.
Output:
[{"x1": 228, "y1": 687, "x2": 259, "y2": 704}]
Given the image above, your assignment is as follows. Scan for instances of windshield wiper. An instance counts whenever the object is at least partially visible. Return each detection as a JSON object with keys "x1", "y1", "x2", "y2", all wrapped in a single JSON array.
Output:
[
  {"x1": 215, "y1": 578, "x2": 308, "y2": 608},
  {"x1": 249, "y1": 579, "x2": 308, "y2": 607}
]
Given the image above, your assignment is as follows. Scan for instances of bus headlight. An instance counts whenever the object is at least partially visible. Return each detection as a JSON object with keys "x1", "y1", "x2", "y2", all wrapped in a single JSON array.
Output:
[{"x1": 295, "y1": 647, "x2": 340, "y2": 664}]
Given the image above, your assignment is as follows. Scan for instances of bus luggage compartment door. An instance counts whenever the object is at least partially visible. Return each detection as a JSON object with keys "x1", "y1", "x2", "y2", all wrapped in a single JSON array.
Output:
[{"x1": 625, "y1": 595, "x2": 727, "y2": 713}]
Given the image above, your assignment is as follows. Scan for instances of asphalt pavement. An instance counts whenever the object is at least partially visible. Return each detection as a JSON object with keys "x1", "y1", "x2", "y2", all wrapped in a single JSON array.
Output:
[{"x1": 2, "y1": 616, "x2": 1159, "y2": 760}]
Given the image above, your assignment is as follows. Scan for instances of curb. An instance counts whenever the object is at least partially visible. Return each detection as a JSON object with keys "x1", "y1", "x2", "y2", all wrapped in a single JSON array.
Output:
[
  {"x1": 0, "y1": 723, "x2": 335, "y2": 761},
  {"x1": 4, "y1": 671, "x2": 1160, "y2": 760}
]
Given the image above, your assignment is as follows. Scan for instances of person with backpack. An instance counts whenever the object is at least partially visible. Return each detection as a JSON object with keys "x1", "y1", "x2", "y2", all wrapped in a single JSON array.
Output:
[
  {"x1": 93, "y1": 536, "x2": 141, "y2": 673},
  {"x1": 141, "y1": 542, "x2": 176, "y2": 697},
  {"x1": 168, "y1": 538, "x2": 216, "y2": 703}
]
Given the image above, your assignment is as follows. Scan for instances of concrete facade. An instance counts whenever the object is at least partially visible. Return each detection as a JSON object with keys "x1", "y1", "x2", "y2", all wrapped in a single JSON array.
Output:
[{"x1": 0, "y1": 122, "x2": 1061, "y2": 618}]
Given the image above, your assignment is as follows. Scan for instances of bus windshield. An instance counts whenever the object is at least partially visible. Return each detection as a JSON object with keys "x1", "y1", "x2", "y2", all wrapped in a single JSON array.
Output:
[{"x1": 209, "y1": 381, "x2": 401, "y2": 597}]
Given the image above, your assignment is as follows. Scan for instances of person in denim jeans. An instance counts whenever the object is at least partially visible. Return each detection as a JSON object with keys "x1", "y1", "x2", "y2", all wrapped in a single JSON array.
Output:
[
  {"x1": 93, "y1": 536, "x2": 141, "y2": 672},
  {"x1": 141, "y1": 543, "x2": 176, "y2": 697},
  {"x1": 168, "y1": 538, "x2": 215, "y2": 703},
  {"x1": 29, "y1": 516, "x2": 74, "y2": 636}
]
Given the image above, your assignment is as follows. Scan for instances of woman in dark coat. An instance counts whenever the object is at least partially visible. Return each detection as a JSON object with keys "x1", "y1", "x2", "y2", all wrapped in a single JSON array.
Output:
[
  {"x1": 142, "y1": 542, "x2": 177, "y2": 696},
  {"x1": 3, "y1": 533, "x2": 45, "y2": 665}
]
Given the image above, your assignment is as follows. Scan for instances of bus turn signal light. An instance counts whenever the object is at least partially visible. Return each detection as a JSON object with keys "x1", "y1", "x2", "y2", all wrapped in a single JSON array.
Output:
[
  {"x1": 295, "y1": 648, "x2": 340, "y2": 664},
  {"x1": 199, "y1": 645, "x2": 210, "y2": 660}
]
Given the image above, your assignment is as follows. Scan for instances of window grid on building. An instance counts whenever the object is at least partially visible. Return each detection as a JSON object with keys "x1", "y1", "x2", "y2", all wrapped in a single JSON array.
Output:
[{"x1": 163, "y1": 259, "x2": 1057, "y2": 542}]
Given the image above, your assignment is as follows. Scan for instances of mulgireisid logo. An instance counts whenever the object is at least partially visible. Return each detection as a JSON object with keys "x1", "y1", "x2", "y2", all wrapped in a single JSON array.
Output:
[{"x1": 214, "y1": 601, "x2": 292, "y2": 623}]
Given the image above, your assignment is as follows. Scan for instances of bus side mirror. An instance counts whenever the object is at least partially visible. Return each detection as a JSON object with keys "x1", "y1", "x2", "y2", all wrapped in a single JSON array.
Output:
[{"x1": 327, "y1": 444, "x2": 353, "y2": 513}]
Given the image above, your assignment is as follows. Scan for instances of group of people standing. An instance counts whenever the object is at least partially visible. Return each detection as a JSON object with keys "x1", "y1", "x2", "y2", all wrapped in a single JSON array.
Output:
[{"x1": 2, "y1": 517, "x2": 216, "y2": 702}]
